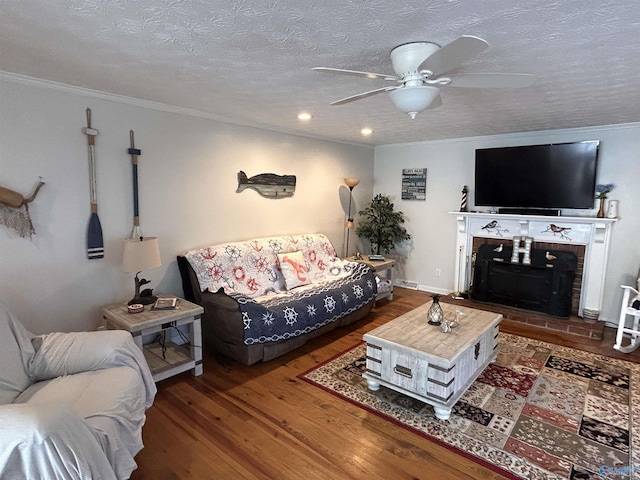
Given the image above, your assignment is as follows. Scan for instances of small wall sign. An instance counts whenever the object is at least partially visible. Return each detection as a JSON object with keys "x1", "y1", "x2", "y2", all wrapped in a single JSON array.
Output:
[{"x1": 401, "y1": 168, "x2": 426, "y2": 200}]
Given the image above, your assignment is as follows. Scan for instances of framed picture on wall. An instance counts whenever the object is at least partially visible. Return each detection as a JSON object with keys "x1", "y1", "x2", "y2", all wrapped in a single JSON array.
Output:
[{"x1": 401, "y1": 168, "x2": 427, "y2": 200}]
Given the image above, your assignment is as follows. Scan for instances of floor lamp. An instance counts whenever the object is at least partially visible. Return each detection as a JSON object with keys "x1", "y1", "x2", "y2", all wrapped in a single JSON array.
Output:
[{"x1": 344, "y1": 177, "x2": 360, "y2": 258}]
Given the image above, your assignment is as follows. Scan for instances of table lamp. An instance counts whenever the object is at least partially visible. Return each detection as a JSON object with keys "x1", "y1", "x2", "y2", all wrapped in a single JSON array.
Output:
[{"x1": 122, "y1": 236, "x2": 161, "y2": 305}]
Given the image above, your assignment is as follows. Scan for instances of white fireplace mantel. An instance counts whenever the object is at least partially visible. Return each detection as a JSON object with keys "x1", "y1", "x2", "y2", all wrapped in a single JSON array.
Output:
[{"x1": 450, "y1": 212, "x2": 617, "y2": 318}]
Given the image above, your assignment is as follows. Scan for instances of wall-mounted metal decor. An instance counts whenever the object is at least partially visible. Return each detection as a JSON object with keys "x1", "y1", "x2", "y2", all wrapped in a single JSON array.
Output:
[{"x1": 236, "y1": 171, "x2": 296, "y2": 199}]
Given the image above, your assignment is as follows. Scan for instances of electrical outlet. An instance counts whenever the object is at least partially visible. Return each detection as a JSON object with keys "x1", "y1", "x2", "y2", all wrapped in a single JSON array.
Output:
[{"x1": 435, "y1": 268, "x2": 442, "y2": 277}]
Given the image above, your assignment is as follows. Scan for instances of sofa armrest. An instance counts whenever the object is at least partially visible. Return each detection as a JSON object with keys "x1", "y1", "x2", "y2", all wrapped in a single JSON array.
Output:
[
  {"x1": 177, "y1": 254, "x2": 201, "y2": 303},
  {"x1": 29, "y1": 330, "x2": 156, "y2": 408},
  {"x1": 0, "y1": 403, "x2": 118, "y2": 480},
  {"x1": 201, "y1": 288, "x2": 241, "y2": 311}
]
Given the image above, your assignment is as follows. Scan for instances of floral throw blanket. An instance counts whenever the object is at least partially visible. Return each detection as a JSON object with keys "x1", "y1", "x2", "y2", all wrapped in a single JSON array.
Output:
[
  {"x1": 230, "y1": 262, "x2": 376, "y2": 345},
  {"x1": 185, "y1": 234, "x2": 352, "y2": 298}
]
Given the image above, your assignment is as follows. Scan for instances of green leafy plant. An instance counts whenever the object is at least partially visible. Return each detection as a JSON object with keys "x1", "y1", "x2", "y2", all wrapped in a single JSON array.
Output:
[{"x1": 355, "y1": 194, "x2": 411, "y2": 255}]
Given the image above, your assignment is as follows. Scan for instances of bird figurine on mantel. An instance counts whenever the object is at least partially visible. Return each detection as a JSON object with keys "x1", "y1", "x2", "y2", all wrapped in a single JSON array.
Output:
[
  {"x1": 493, "y1": 244, "x2": 503, "y2": 253},
  {"x1": 545, "y1": 251, "x2": 557, "y2": 261}
]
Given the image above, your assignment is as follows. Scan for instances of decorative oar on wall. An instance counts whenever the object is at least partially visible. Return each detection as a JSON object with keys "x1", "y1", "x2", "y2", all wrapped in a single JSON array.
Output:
[
  {"x1": 83, "y1": 108, "x2": 103, "y2": 259},
  {"x1": 128, "y1": 129, "x2": 143, "y2": 239}
]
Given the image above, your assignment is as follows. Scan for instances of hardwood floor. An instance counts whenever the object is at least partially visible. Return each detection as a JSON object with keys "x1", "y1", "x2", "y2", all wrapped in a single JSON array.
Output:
[{"x1": 131, "y1": 288, "x2": 637, "y2": 480}]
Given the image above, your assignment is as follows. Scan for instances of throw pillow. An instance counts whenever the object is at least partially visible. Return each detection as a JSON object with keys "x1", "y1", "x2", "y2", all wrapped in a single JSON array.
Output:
[{"x1": 277, "y1": 250, "x2": 310, "y2": 290}]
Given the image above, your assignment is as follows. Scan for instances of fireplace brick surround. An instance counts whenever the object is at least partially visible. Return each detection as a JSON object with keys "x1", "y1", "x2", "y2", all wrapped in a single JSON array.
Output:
[{"x1": 451, "y1": 212, "x2": 616, "y2": 323}]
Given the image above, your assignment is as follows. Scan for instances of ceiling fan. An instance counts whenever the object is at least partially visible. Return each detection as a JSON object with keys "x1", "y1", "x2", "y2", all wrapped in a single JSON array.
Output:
[{"x1": 313, "y1": 36, "x2": 535, "y2": 119}]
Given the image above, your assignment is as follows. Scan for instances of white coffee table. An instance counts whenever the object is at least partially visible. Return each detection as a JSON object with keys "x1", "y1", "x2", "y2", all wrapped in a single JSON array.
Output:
[{"x1": 363, "y1": 302, "x2": 502, "y2": 420}]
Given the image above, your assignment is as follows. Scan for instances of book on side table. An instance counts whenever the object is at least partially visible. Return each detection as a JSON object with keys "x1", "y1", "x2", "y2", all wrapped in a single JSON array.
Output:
[{"x1": 152, "y1": 297, "x2": 180, "y2": 310}]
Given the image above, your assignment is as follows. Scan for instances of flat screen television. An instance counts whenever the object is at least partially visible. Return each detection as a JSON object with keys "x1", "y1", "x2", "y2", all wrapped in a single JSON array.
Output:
[{"x1": 474, "y1": 140, "x2": 599, "y2": 211}]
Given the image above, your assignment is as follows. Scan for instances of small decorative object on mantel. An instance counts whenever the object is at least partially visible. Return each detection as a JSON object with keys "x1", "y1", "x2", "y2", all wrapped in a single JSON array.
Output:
[
  {"x1": 236, "y1": 171, "x2": 296, "y2": 199},
  {"x1": 606, "y1": 199, "x2": 619, "y2": 219},
  {"x1": 427, "y1": 294, "x2": 444, "y2": 326},
  {"x1": 460, "y1": 185, "x2": 469, "y2": 212},
  {"x1": 0, "y1": 178, "x2": 45, "y2": 238},
  {"x1": 595, "y1": 183, "x2": 614, "y2": 218}
]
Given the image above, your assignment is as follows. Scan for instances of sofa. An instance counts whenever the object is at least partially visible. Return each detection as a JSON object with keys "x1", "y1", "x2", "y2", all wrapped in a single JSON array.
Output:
[
  {"x1": 178, "y1": 233, "x2": 377, "y2": 365},
  {"x1": 0, "y1": 302, "x2": 156, "y2": 480}
]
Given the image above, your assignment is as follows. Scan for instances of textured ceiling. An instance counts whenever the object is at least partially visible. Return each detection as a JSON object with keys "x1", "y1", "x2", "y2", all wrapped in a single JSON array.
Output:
[{"x1": 1, "y1": 0, "x2": 639, "y2": 145}]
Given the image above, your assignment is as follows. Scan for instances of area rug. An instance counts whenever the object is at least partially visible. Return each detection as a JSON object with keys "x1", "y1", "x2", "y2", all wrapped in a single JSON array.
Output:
[{"x1": 298, "y1": 333, "x2": 640, "y2": 480}]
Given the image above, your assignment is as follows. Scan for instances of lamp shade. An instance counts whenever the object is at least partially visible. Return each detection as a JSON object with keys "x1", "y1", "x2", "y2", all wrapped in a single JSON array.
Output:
[
  {"x1": 389, "y1": 85, "x2": 440, "y2": 119},
  {"x1": 122, "y1": 237, "x2": 161, "y2": 273},
  {"x1": 344, "y1": 177, "x2": 360, "y2": 188}
]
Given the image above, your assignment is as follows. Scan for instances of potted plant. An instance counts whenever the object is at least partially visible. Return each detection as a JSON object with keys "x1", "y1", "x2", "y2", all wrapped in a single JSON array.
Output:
[{"x1": 355, "y1": 194, "x2": 411, "y2": 255}]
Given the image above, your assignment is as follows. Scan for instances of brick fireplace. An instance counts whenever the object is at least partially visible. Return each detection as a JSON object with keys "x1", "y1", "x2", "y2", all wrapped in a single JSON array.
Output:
[{"x1": 451, "y1": 212, "x2": 616, "y2": 321}]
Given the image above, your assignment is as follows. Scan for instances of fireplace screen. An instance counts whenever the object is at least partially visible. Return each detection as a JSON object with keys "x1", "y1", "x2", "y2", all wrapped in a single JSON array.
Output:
[{"x1": 471, "y1": 243, "x2": 577, "y2": 317}]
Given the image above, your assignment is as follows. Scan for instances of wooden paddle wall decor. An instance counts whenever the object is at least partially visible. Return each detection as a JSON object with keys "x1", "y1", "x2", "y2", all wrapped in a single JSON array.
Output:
[
  {"x1": 83, "y1": 108, "x2": 104, "y2": 259},
  {"x1": 128, "y1": 129, "x2": 143, "y2": 239}
]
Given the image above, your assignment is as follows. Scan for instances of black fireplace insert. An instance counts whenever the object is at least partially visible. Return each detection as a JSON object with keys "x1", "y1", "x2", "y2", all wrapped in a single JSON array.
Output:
[{"x1": 471, "y1": 243, "x2": 577, "y2": 317}]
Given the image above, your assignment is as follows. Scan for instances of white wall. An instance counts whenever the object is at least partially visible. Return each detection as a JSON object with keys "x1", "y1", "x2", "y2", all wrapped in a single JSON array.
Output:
[
  {"x1": 0, "y1": 77, "x2": 374, "y2": 334},
  {"x1": 374, "y1": 124, "x2": 640, "y2": 323}
]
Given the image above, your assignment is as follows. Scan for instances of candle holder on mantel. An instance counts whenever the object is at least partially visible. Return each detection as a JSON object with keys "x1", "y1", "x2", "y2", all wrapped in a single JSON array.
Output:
[{"x1": 427, "y1": 294, "x2": 444, "y2": 326}]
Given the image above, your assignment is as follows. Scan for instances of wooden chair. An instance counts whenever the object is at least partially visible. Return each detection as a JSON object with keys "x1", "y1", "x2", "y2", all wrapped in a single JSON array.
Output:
[{"x1": 613, "y1": 285, "x2": 640, "y2": 353}]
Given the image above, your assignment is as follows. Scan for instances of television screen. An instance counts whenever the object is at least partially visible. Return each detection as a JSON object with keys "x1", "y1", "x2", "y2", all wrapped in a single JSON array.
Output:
[{"x1": 474, "y1": 141, "x2": 599, "y2": 210}]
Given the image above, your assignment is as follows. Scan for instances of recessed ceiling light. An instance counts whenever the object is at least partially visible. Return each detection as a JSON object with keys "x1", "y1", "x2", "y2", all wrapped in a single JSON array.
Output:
[
  {"x1": 361, "y1": 128, "x2": 374, "y2": 136},
  {"x1": 297, "y1": 112, "x2": 312, "y2": 121}
]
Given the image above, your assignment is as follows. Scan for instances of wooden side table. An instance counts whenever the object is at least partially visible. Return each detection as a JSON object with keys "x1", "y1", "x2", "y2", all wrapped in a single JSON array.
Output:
[
  {"x1": 348, "y1": 256, "x2": 395, "y2": 302},
  {"x1": 101, "y1": 297, "x2": 204, "y2": 382}
]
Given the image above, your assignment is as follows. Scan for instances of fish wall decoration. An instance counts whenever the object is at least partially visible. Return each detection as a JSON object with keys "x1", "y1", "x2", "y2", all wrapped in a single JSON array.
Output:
[{"x1": 236, "y1": 171, "x2": 296, "y2": 199}]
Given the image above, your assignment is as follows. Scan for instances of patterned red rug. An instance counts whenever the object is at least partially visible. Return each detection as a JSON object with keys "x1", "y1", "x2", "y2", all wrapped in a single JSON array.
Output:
[{"x1": 298, "y1": 333, "x2": 639, "y2": 480}]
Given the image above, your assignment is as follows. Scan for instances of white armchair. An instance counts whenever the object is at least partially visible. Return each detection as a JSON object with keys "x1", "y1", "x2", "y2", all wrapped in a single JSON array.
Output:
[
  {"x1": 613, "y1": 285, "x2": 640, "y2": 353},
  {"x1": 0, "y1": 302, "x2": 156, "y2": 479}
]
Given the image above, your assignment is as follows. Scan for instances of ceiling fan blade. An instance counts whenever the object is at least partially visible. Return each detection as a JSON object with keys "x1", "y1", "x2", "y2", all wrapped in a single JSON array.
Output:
[
  {"x1": 447, "y1": 73, "x2": 536, "y2": 88},
  {"x1": 330, "y1": 86, "x2": 397, "y2": 105},
  {"x1": 312, "y1": 67, "x2": 398, "y2": 81},
  {"x1": 426, "y1": 94, "x2": 443, "y2": 110},
  {"x1": 418, "y1": 35, "x2": 488, "y2": 76}
]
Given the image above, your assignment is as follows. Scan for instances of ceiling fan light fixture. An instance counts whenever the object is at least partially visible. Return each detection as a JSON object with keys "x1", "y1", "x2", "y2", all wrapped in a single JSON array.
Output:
[{"x1": 389, "y1": 85, "x2": 440, "y2": 119}]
